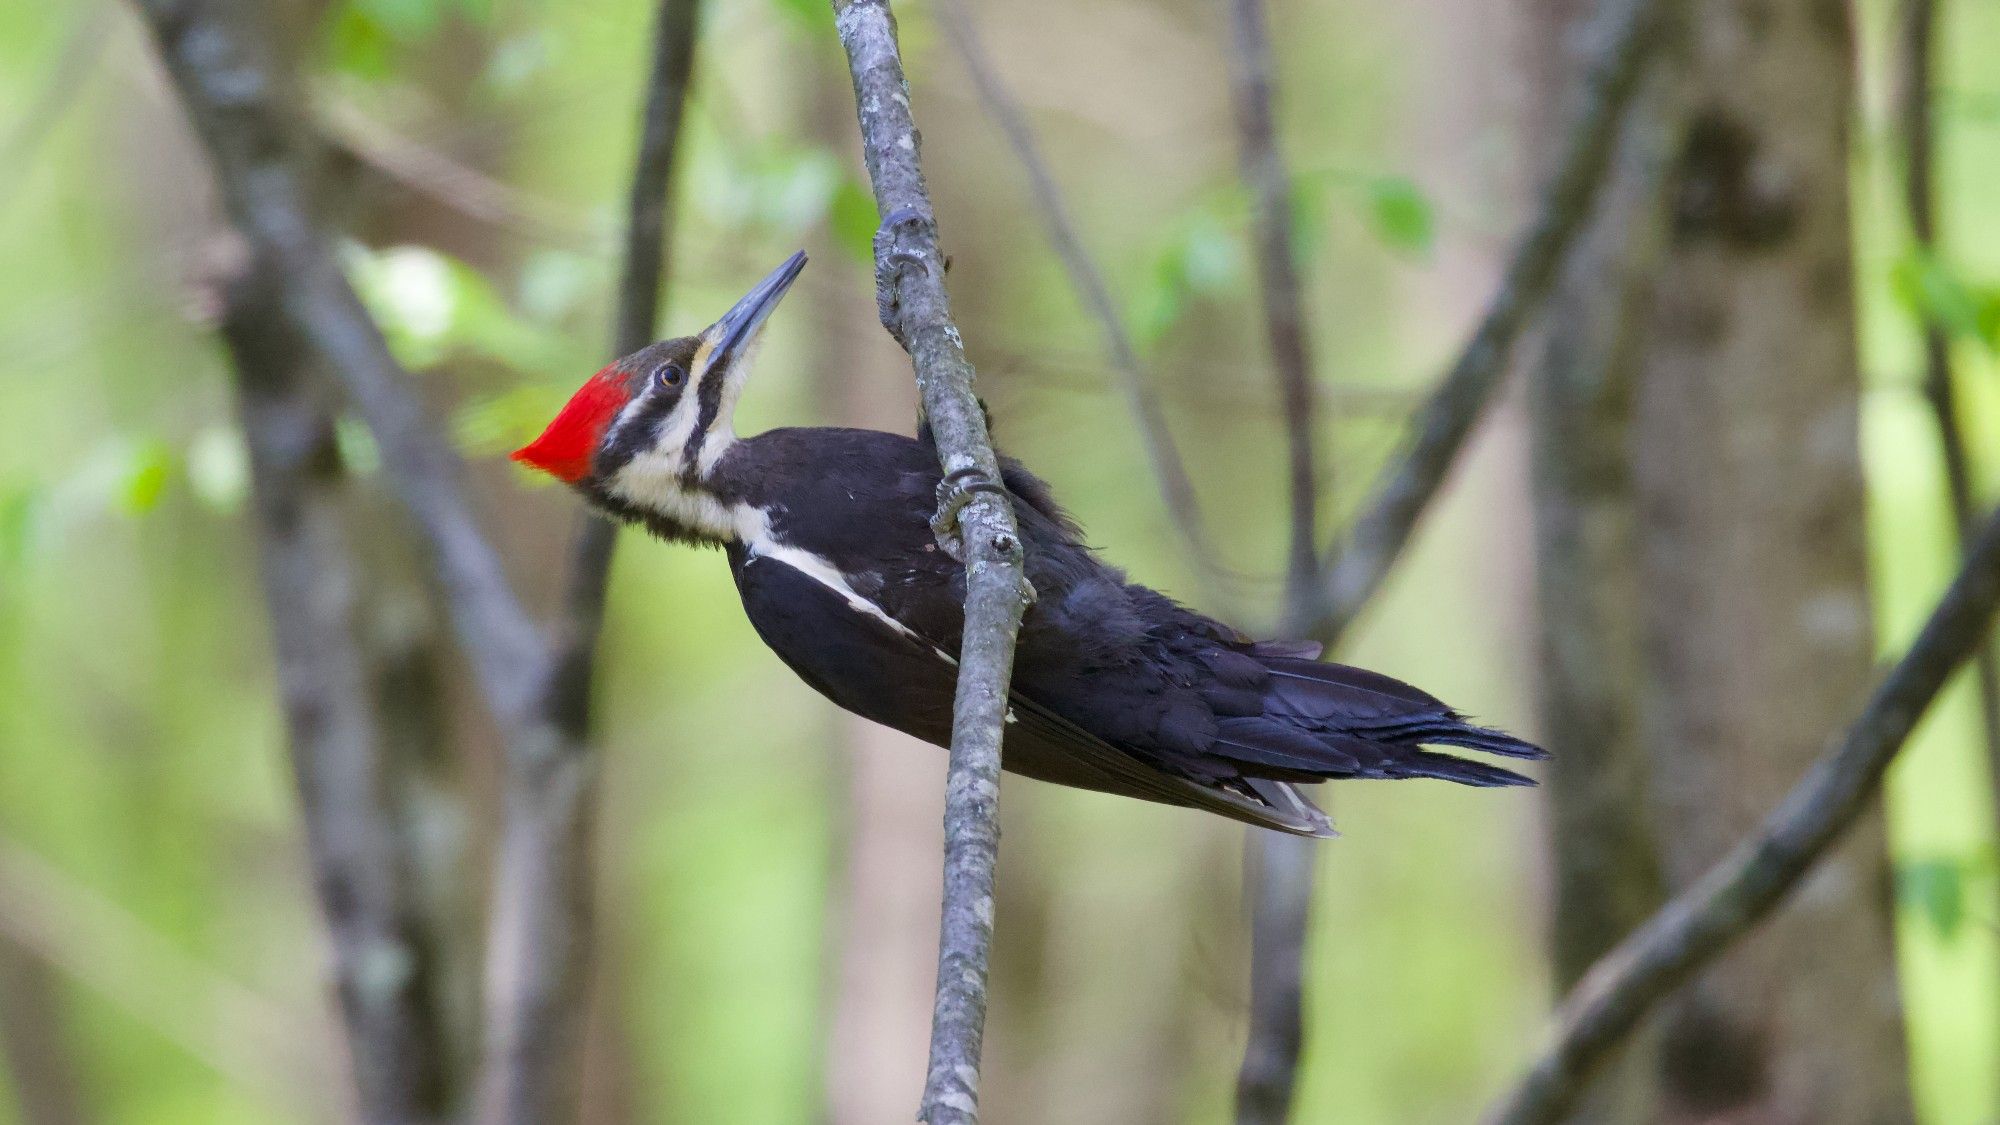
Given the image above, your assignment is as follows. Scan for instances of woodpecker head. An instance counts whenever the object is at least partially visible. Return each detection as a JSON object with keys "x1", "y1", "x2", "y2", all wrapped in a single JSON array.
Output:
[{"x1": 513, "y1": 252, "x2": 806, "y2": 540}]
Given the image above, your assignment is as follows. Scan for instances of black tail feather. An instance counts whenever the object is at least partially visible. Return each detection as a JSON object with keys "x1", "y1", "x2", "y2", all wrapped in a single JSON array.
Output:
[{"x1": 1200, "y1": 645, "x2": 1549, "y2": 789}]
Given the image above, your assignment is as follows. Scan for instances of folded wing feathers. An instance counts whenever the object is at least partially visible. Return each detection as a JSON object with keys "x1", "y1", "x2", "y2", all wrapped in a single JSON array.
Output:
[{"x1": 1204, "y1": 646, "x2": 1547, "y2": 788}]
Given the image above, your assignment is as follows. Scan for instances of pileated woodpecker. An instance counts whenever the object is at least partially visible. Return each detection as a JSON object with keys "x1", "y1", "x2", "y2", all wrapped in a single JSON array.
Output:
[{"x1": 513, "y1": 253, "x2": 1544, "y2": 837}]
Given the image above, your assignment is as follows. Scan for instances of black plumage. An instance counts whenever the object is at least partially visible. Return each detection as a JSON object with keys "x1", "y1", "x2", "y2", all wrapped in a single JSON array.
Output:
[
  {"x1": 515, "y1": 254, "x2": 1545, "y2": 838},
  {"x1": 709, "y1": 427, "x2": 1539, "y2": 837}
]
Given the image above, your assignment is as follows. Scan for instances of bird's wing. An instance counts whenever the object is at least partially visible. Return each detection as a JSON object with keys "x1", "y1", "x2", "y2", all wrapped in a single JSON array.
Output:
[
  {"x1": 1002, "y1": 693, "x2": 1336, "y2": 838},
  {"x1": 730, "y1": 544, "x2": 1336, "y2": 836}
]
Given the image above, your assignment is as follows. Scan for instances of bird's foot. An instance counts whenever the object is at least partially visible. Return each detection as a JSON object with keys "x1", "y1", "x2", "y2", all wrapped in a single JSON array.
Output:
[
  {"x1": 931, "y1": 469, "x2": 1038, "y2": 606},
  {"x1": 931, "y1": 467, "x2": 1006, "y2": 560},
  {"x1": 872, "y1": 206, "x2": 936, "y2": 343}
]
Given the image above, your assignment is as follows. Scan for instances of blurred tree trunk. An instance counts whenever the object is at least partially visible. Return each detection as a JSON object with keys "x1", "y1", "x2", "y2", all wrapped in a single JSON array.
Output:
[
  {"x1": 0, "y1": 940, "x2": 89, "y2": 1125},
  {"x1": 1629, "y1": 0, "x2": 1911, "y2": 1119},
  {"x1": 1523, "y1": 1, "x2": 1676, "y2": 1120}
]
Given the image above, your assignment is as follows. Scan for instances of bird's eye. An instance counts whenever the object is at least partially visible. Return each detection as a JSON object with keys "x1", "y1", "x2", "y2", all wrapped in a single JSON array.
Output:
[{"x1": 655, "y1": 362, "x2": 686, "y2": 389}]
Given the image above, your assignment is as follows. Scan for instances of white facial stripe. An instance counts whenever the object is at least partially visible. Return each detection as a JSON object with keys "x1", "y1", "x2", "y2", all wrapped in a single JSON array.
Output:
[{"x1": 748, "y1": 540, "x2": 921, "y2": 642}]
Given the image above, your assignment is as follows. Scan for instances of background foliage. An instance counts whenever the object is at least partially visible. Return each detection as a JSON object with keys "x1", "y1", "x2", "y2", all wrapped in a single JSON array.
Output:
[{"x1": 1, "y1": 0, "x2": 1997, "y2": 1120}]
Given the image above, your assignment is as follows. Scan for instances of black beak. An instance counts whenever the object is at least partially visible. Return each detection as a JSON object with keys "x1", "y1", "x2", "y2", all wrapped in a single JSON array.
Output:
[{"x1": 708, "y1": 251, "x2": 807, "y2": 373}]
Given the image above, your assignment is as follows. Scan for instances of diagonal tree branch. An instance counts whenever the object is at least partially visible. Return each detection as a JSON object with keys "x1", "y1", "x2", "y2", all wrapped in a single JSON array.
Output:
[
  {"x1": 934, "y1": 0, "x2": 1229, "y2": 599},
  {"x1": 218, "y1": 245, "x2": 459, "y2": 1121},
  {"x1": 832, "y1": 3, "x2": 1030, "y2": 1122},
  {"x1": 134, "y1": 1, "x2": 703, "y2": 1119},
  {"x1": 136, "y1": 0, "x2": 548, "y2": 725},
  {"x1": 1484, "y1": 501, "x2": 2000, "y2": 1125},
  {"x1": 1897, "y1": 0, "x2": 2000, "y2": 813},
  {"x1": 1305, "y1": 0, "x2": 1672, "y2": 642}
]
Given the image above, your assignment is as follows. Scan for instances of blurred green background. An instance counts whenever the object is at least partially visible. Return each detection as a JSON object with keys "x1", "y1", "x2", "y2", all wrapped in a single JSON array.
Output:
[{"x1": 1, "y1": 0, "x2": 1997, "y2": 1121}]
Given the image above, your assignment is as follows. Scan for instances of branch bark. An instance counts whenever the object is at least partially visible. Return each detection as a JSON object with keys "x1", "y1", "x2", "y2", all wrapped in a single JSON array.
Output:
[
  {"x1": 1484, "y1": 500, "x2": 2000, "y2": 1125},
  {"x1": 831, "y1": 3, "x2": 1029, "y2": 1122},
  {"x1": 220, "y1": 246, "x2": 458, "y2": 1122},
  {"x1": 1223, "y1": 0, "x2": 1326, "y2": 1117},
  {"x1": 1898, "y1": 0, "x2": 2000, "y2": 811},
  {"x1": 134, "y1": 0, "x2": 702, "y2": 1118},
  {"x1": 1306, "y1": 0, "x2": 1671, "y2": 641},
  {"x1": 935, "y1": 0, "x2": 1226, "y2": 596}
]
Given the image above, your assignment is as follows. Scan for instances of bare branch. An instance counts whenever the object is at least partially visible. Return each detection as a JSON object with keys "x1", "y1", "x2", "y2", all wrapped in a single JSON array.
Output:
[
  {"x1": 219, "y1": 246, "x2": 458, "y2": 1121},
  {"x1": 1235, "y1": 830, "x2": 1315, "y2": 1125},
  {"x1": 1306, "y1": 0, "x2": 1671, "y2": 641},
  {"x1": 135, "y1": 0, "x2": 548, "y2": 726},
  {"x1": 479, "y1": 1, "x2": 702, "y2": 1120},
  {"x1": 548, "y1": 0, "x2": 703, "y2": 726},
  {"x1": 133, "y1": 1, "x2": 703, "y2": 1117},
  {"x1": 934, "y1": 0, "x2": 1228, "y2": 595},
  {"x1": 0, "y1": 940, "x2": 90, "y2": 1125},
  {"x1": 831, "y1": 3, "x2": 1030, "y2": 1121},
  {"x1": 1228, "y1": 0, "x2": 1320, "y2": 622},
  {"x1": 1897, "y1": 0, "x2": 2000, "y2": 795},
  {"x1": 320, "y1": 98, "x2": 596, "y2": 246},
  {"x1": 1224, "y1": 0, "x2": 1326, "y2": 1115},
  {"x1": 1484, "y1": 500, "x2": 2000, "y2": 1125}
]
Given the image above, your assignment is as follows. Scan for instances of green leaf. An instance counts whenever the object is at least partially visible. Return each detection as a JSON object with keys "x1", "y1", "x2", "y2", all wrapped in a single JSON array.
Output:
[
  {"x1": 1897, "y1": 858, "x2": 1968, "y2": 941},
  {"x1": 1129, "y1": 204, "x2": 1247, "y2": 346},
  {"x1": 324, "y1": 6, "x2": 396, "y2": 79},
  {"x1": 119, "y1": 440, "x2": 177, "y2": 517},
  {"x1": 765, "y1": 0, "x2": 828, "y2": 29},
  {"x1": 1892, "y1": 251, "x2": 1987, "y2": 345},
  {"x1": 354, "y1": 0, "x2": 445, "y2": 40},
  {"x1": 1975, "y1": 285, "x2": 2000, "y2": 352},
  {"x1": 454, "y1": 385, "x2": 569, "y2": 458},
  {"x1": 0, "y1": 485, "x2": 43, "y2": 575},
  {"x1": 1365, "y1": 176, "x2": 1435, "y2": 257}
]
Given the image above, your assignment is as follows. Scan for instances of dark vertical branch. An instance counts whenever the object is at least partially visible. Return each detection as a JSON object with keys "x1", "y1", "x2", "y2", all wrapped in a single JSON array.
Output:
[
  {"x1": 134, "y1": 0, "x2": 703, "y2": 1118},
  {"x1": 481, "y1": 1, "x2": 703, "y2": 1120},
  {"x1": 1898, "y1": 0, "x2": 2000, "y2": 794},
  {"x1": 1485, "y1": 500, "x2": 2000, "y2": 1125},
  {"x1": 0, "y1": 939, "x2": 91, "y2": 1125},
  {"x1": 1224, "y1": 0, "x2": 1326, "y2": 1118},
  {"x1": 934, "y1": 0, "x2": 1228, "y2": 595},
  {"x1": 1227, "y1": 0, "x2": 1320, "y2": 622},
  {"x1": 554, "y1": 0, "x2": 702, "y2": 713},
  {"x1": 831, "y1": 2, "x2": 1031, "y2": 1121},
  {"x1": 1235, "y1": 829, "x2": 1314, "y2": 1125},
  {"x1": 1306, "y1": 0, "x2": 1671, "y2": 641},
  {"x1": 219, "y1": 256, "x2": 457, "y2": 1122}
]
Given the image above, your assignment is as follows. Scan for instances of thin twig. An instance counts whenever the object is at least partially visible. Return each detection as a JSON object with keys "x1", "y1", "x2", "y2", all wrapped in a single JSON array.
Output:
[
  {"x1": 219, "y1": 243, "x2": 458, "y2": 1121},
  {"x1": 1484, "y1": 501, "x2": 2000, "y2": 1125},
  {"x1": 935, "y1": 0, "x2": 1227, "y2": 595},
  {"x1": 831, "y1": 3, "x2": 1030, "y2": 1122},
  {"x1": 1898, "y1": 0, "x2": 2000, "y2": 803},
  {"x1": 1307, "y1": 0, "x2": 1671, "y2": 641},
  {"x1": 479, "y1": 1, "x2": 702, "y2": 1120},
  {"x1": 1224, "y1": 0, "x2": 1325, "y2": 1116},
  {"x1": 1228, "y1": 0, "x2": 1320, "y2": 622},
  {"x1": 320, "y1": 98, "x2": 597, "y2": 246}
]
